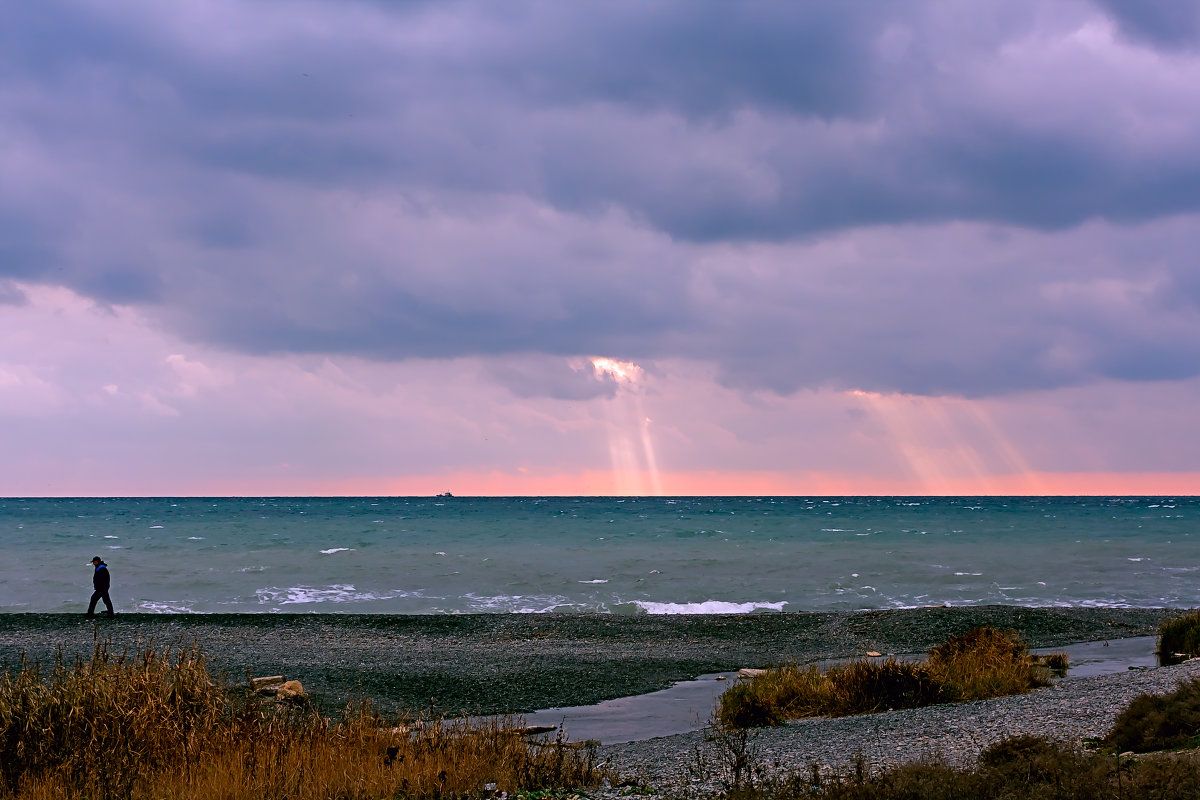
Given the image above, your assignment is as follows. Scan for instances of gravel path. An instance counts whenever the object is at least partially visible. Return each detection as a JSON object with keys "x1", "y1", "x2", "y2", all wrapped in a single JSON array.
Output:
[{"x1": 601, "y1": 658, "x2": 1200, "y2": 792}]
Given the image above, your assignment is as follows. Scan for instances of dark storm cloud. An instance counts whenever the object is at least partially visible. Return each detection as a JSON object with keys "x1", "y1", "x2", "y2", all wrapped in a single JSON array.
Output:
[
  {"x1": 1095, "y1": 0, "x2": 1200, "y2": 48},
  {"x1": 472, "y1": 1, "x2": 882, "y2": 120},
  {"x1": 4, "y1": 0, "x2": 1200, "y2": 397}
]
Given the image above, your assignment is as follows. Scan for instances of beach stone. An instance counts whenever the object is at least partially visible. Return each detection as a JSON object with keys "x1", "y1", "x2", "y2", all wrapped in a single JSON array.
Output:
[
  {"x1": 275, "y1": 680, "x2": 305, "y2": 700},
  {"x1": 738, "y1": 668, "x2": 766, "y2": 678}
]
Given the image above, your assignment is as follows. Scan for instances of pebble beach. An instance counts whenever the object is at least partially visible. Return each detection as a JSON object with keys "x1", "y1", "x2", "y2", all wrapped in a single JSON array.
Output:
[
  {"x1": 603, "y1": 657, "x2": 1200, "y2": 790},
  {"x1": 0, "y1": 607, "x2": 1189, "y2": 789}
]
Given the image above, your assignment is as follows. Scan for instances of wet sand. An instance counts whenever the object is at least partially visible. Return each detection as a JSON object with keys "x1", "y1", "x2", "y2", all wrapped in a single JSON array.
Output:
[{"x1": 0, "y1": 607, "x2": 1176, "y2": 717}]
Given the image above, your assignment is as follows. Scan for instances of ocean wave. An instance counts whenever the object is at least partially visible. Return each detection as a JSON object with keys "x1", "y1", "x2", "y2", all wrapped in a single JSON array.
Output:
[
  {"x1": 255, "y1": 584, "x2": 405, "y2": 605},
  {"x1": 633, "y1": 600, "x2": 789, "y2": 614},
  {"x1": 457, "y1": 593, "x2": 575, "y2": 613},
  {"x1": 138, "y1": 601, "x2": 196, "y2": 613}
]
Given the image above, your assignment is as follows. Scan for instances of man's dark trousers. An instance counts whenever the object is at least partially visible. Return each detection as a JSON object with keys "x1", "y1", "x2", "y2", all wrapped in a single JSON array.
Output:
[{"x1": 88, "y1": 589, "x2": 113, "y2": 616}]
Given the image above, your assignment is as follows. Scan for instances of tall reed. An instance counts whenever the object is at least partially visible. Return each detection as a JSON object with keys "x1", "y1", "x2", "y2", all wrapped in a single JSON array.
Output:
[{"x1": 0, "y1": 644, "x2": 608, "y2": 800}]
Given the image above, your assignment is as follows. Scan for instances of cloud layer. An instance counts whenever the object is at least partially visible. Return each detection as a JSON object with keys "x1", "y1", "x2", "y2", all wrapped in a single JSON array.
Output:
[{"x1": 4, "y1": 0, "x2": 1200, "y2": 400}]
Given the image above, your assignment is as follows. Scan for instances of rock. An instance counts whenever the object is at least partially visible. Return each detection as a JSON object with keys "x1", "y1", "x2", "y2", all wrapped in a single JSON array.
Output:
[
  {"x1": 738, "y1": 668, "x2": 766, "y2": 678},
  {"x1": 866, "y1": 651, "x2": 883, "y2": 658},
  {"x1": 251, "y1": 675, "x2": 305, "y2": 701},
  {"x1": 275, "y1": 680, "x2": 305, "y2": 701}
]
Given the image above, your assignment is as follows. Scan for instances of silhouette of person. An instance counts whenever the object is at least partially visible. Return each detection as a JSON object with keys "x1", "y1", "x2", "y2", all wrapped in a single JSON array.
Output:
[{"x1": 86, "y1": 556, "x2": 114, "y2": 618}]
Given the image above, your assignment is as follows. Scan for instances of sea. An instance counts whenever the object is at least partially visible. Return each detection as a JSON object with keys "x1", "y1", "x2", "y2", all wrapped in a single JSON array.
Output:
[{"x1": 3, "y1": 496, "x2": 1198, "y2": 615}]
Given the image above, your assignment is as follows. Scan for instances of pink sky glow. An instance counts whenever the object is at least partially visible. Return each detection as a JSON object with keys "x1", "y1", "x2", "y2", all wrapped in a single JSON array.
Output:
[{"x1": 123, "y1": 471, "x2": 1200, "y2": 499}]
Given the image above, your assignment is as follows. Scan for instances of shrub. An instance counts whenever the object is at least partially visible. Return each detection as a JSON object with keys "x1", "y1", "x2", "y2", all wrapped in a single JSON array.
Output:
[
  {"x1": 719, "y1": 627, "x2": 1056, "y2": 729},
  {"x1": 926, "y1": 627, "x2": 1051, "y2": 702},
  {"x1": 718, "y1": 681, "x2": 784, "y2": 729},
  {"x1": 715, "y1": 659, "x2": 943, "y2": 728},
  {"x1": 819, "y1": 658, "x2": 943, "y2": 716},
  {"x1": 1042, "y1": 652, "x2": 1070, "y2": 672},
  {"x1": 1159, "y1": 610, "x2": 1200, "y2": 664},
  {"x1": 692, "y1": 735, "x2": 1200, "y2": 800},
  {"x1": 1105, "y1": 678, "x2": 1200, "y2": 753}
]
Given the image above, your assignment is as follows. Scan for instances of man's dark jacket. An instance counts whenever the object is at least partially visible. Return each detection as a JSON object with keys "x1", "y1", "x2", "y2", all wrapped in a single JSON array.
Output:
[{"x1": 93, "y1": 563, "x2": 110, "y2": 592}]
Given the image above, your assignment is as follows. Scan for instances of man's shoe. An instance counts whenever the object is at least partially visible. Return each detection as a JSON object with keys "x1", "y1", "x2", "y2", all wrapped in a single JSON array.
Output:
[{"x1": 102, "y1": 611, "x2": 114, "y2": 618}]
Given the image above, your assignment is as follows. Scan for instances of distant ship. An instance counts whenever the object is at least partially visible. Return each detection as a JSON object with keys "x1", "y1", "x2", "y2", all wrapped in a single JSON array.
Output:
[{"x1": 436, "y1": 492, "x2": 454, "y2": 498}]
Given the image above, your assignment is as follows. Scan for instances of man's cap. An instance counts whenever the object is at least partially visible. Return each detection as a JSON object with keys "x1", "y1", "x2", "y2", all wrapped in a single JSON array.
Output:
[{"x1": 91, "y1": 556, "x2": 102, "y2": 562}]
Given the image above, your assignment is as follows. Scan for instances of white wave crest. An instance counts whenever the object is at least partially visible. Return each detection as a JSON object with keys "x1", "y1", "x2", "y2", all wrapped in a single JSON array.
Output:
[
  {"x1": 138, "y1": 601, "x2": 195, "y2": 613},
  {"x1": 255, "y1": 584, "x2": 401, "y2": 605},
  {"x1": 459, "y1": 593, "x2": 572, "y2": 613},
  {"x1": 320, "y1": 547, "x2": 353, "y2": 554},
  {"x1": 634, "y1": 600, "x2": 789, "y2": 614}
]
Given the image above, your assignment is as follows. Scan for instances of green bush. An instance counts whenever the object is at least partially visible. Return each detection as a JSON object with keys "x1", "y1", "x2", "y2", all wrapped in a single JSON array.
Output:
[
  {"x1": 718, "y1": 681, "x2": 783, "y2": 729},
  {"x1": 1106, "y1": 678, "x2": 1200, "y2": 753},
  {"x1": 1160, "y1": 610, "x2": 1200, "y2": 664}
]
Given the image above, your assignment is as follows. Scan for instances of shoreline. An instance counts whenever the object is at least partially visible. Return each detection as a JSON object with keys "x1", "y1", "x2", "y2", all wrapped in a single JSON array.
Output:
[{"x1": 0, "y1": 607, "x2": 1178, "y2": 717}]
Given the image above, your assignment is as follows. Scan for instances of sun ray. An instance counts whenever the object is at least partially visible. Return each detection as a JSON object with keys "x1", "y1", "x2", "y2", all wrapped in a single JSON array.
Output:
[{"x1": 592, "y1": 357, "x2": 662, "y2": 495}]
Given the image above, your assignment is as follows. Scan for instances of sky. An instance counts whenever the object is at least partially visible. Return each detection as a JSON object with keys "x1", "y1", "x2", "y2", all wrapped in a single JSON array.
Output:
[{"x1": 3, "y1": 0, "x2": 1200, "y2": 496}]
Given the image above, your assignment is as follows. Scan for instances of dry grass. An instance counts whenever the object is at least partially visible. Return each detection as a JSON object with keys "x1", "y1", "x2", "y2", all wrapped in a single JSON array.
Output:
[
  {"x1": 1040, "y1": 652, "x2": 1070, "y2": 672},
  {"x1": 925, "y1": 626, "x2": 1051, "y2": 702},
  {"x1": 0, "y1": 644, "x2": 609, "y2": 800},
  {"x1": 717, "y1": 627, "x2": 1056, "y2": 728}
]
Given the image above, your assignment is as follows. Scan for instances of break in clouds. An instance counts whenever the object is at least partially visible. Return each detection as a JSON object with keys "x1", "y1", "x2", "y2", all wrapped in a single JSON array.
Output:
[{"x1": 2, "y1": 0, "x2": 1200, "y2": 398}]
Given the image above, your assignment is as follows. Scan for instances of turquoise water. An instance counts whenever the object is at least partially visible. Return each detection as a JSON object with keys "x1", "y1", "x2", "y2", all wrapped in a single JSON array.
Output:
[{"x1": 3, "y1": 496, "x2": 1197, "y2": 614}]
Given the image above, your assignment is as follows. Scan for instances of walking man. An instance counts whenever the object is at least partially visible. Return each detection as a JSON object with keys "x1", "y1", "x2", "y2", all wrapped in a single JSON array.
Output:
[{"x1": 86, "y1": 556, "x2": 114, "y2": 618}]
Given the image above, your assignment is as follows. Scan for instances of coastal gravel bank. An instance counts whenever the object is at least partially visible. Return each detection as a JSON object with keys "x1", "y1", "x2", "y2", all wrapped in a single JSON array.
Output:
[
  {"x1": 601, "y1": 658, "x2": 1200, "y2": 792},
  {"x1": 0, "y1": 607, "x2": 1176, "y2": 716}
]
